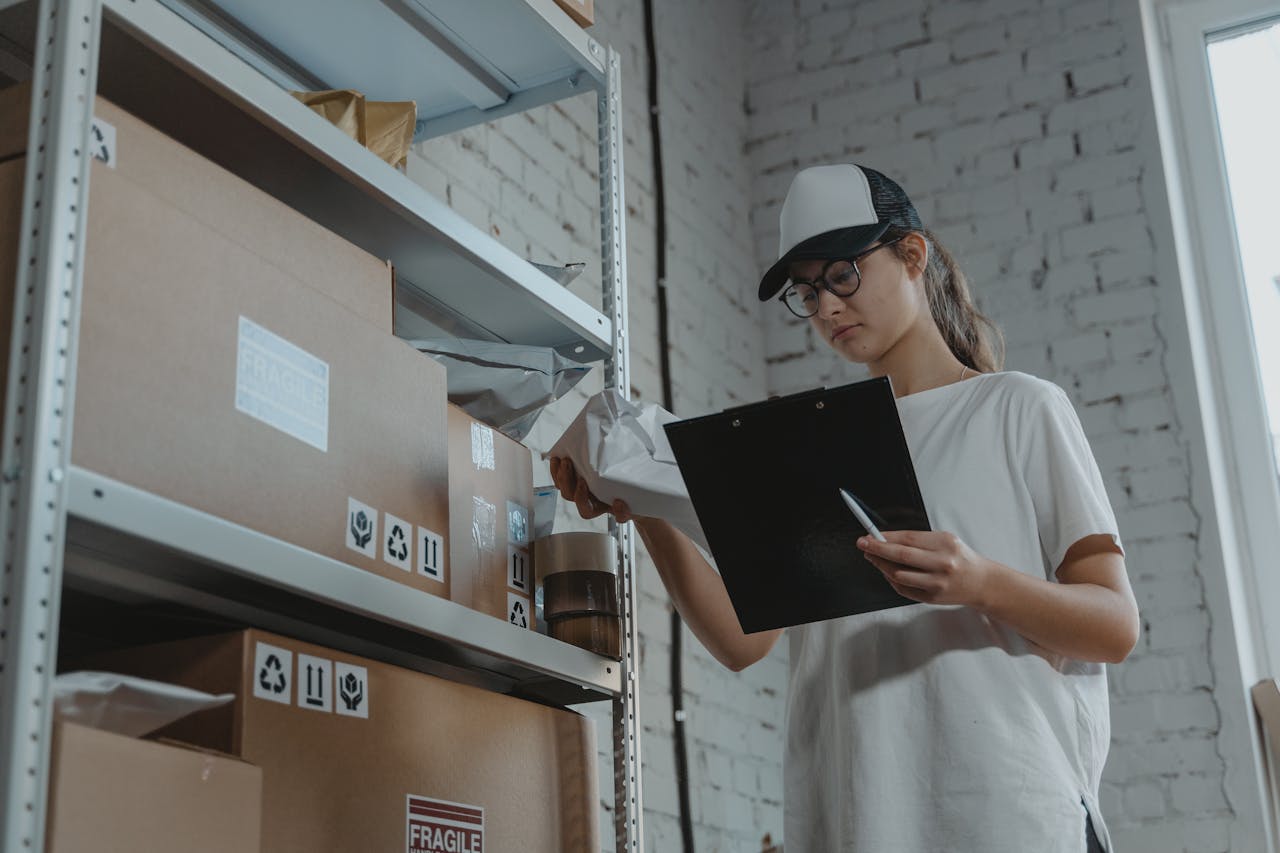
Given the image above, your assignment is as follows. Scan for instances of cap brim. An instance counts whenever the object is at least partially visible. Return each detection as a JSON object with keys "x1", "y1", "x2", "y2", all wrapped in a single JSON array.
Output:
[{"x1": 757, "y1": 223, "x2": 892, "y2": 301}]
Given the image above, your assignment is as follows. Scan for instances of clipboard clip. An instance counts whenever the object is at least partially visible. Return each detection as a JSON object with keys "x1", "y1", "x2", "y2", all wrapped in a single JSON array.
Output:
[{"x1": 719, "y1": 387, "x2": 827, "y2": 421}]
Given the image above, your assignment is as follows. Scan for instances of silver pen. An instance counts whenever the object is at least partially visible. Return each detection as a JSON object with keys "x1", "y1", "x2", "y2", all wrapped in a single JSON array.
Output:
[{"x1": 839, "y1": 488, "x2": 887, "y2": 542}]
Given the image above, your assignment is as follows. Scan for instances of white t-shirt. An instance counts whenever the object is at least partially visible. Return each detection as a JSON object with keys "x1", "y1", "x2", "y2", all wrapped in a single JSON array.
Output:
[{"x1": 784, "y1": 370, "x2": 1125, "y2": 853}]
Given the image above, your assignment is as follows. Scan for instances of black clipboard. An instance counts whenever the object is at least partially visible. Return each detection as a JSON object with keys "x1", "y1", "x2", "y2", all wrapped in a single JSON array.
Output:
[{"x1": 662, "y1": 376, "x2": 932, "y2": 632}]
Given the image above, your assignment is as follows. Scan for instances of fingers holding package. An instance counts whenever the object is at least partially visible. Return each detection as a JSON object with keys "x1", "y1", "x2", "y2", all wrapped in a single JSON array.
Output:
[{"x1": 548, "y1": 457, "x2": 634, "y2": 523}]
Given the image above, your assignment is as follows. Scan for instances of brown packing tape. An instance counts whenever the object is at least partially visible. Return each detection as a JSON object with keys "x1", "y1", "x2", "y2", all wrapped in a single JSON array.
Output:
[
  {"x1": 291, "y1": 89, "x2": 417, "y2": 169},
  {"x1": 532, "y1": 531, "x2": 616, "y2": 579},
  {"x1": 542, "y1": 570, "x2": 619, "y2": 619}
]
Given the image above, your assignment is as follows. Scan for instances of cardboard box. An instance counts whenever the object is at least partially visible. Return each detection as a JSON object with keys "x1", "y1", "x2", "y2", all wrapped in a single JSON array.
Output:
[
  {"x1": 554, "y1": 0, "x2": 594, "y2": 28},
  {"x1": 81, "y1": 629, "x2": 600, "y2": 853},
  {"x1": 447, "y1": 405, "x2": 536, "y2": 629},
  {"x1": 47, "y1": 721, "x2": 262, "y2": 853},
  {"x1": 0, "y1": 83, "x2": 390, "y2": 330},
  {"x1": 0, "y1": 84, "x2": 451, "y2": 597}
]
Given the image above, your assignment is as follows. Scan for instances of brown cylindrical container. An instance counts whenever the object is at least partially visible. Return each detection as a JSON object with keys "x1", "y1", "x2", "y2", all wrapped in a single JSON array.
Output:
[{"x1": 534, "y1": 532, "x2": 621, "y2": 659}]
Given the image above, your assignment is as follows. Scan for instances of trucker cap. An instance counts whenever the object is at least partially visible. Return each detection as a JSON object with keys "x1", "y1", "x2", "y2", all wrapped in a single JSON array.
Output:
[{"x1": 757, "y1": 164, "x2": 925, "y2": 301}]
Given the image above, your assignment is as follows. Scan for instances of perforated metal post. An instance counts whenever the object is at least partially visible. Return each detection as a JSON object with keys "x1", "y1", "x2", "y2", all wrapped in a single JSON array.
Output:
[
  {"x1": 0, "y1": 0, "x2": 100, "y2": 847},
  {"x1": 598, "y1": 45, "x2": 644, "y2": 852}
]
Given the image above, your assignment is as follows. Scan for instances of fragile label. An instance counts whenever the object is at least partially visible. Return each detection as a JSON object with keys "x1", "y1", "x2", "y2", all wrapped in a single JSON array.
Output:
[
  {"x1": 334, "y1": 662, "x2": 369, "y2": 718},
  {"x1": 90, "y1": 116, "x2": 116, "y2": 168},
  {"x1": 297, "y1": 654, "x2": 333, "y2": 713},
  {"x1": 507, "y1": 591, "x2": 531, "y2": 630},
  {"x1": 507, "y1": 545, "x2": 530, "y2": 594},
  {"x1": 235, "y1": 316, "x2": 329, "y2": 452},
  {"x1": 383, "y1": 513, "x2": 413, "y2": 572},
  {"x1": 506, "y1": 501, "x2": 529, "y2": 546},
  {"x1": 252, "y1": 642, "x2": 293, "y2": 705},
  {"x1": 418, "y1": 527, "x2": 445, "y2": 582},
  {"x1": 346, "y1": 497, "x2": 378, "y2": 559},
  {"x1": 470, "y1": 422, "x2": 495, "y2": 471},
  {"x1": 407, "y1": 795, "x2": 484, "y2": 853}
]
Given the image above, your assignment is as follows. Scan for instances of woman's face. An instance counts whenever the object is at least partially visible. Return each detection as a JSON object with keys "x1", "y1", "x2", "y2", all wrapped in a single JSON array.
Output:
[{"x1": 796, "y1": 235, "x2": 929, "y2": 364}]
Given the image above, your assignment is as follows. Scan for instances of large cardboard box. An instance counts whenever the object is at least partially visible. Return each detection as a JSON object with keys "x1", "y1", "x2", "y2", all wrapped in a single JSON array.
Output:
[
  {"x1": 0, "y1": 83, "x2": 390, "y2": 329},
  {"x1": 47, "y1": 721, "x2": 262, "y2": 853},
  {"x1": 0, "y1": 85, "x2": 451, "y2": 597},
  {"x1": 447, "y1": 405, "x2": 536, "y2": 629},
  {"x1": 81, "y1": 629, "x2": 600, "y2": 853}
]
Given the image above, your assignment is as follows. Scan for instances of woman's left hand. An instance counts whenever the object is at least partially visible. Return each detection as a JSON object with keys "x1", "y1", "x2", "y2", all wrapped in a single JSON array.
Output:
[{"x1": 857, "y1": 530, "x2": 996, "y2": 608}]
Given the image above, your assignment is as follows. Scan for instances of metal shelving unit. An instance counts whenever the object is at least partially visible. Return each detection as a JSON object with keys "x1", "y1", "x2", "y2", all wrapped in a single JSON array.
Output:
[{"x1": 0, "y1": 0, "x2": 643, "y2": 849}]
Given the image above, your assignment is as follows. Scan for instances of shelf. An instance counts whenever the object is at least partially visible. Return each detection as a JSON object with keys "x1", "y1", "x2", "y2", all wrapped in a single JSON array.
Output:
[
  {"x1": 157, "y1": 0, "x2": 607, "y2": 141},
  {"x1": 0, "y1": 0, "x2": 614, "y2": 361},
  {"x1": 64, "y1": 467, "x2": 621, "y2": 706}
]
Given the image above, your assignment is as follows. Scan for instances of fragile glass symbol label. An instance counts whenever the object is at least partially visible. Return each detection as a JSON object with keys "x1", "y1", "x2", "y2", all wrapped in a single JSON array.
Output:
[
  {"x1": 335, "y1": 662, "x2": 369, "y2": 719},
  {"x1": 346, "y1": 497, "x2": 378, "y2": 559}
]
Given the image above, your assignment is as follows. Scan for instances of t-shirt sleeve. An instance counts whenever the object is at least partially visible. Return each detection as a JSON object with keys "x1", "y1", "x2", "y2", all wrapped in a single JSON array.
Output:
[{"x1": 1019, "y1": 382, "x2": 1125, "y2": 578}]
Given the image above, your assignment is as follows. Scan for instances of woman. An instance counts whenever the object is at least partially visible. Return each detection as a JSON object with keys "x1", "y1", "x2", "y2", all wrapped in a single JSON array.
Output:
[{"x1": 549, "y1": 164, "x2": 1137, "y2": 853}]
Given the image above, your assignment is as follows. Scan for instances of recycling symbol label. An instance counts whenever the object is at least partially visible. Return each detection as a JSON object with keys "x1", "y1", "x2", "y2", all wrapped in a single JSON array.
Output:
[
  {"x1": 334, "y1": 662, "x2": 369, "y2": 719},
  {"x1": 90, "y1": 117, "x2": 116, "y2": 169},
  {"x1": 345, "y1": 497, "x2": 378, "y2": 559},
  {"x1": 382, "y1": 512, "x2": 412, "y2": 572},
  {"x1": 508, "y1": 592, "x2": 531, "y2": 630},
  {"x1": 252, "y1": 642, "x2": 293, "y2": 705}
]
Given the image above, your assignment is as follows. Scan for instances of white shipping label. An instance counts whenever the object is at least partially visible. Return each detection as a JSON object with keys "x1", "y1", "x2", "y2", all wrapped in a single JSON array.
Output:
[
  {"x1": 507, "y1": 545, "x2": 530, "y2": 594},
  {"x1": 383, "y1": 513, "x2": 413, "y2": 572},
  {"x1": 406, "y1": 795, "x2": 484, "y2": 853},
  {"x1": 235, "y1": 316, "x2": 329, "y2": 452},
  {"x1": 507, "y1": 592, "x2": 531, "y2": 630},
  {"x1": 252, "y1": 642, "x2": 293, "y2": 705},
  {"x1": 334, "y1": 662, "x2": 369, "y2": 719},
  {"x1": 472, "y1": 497, "x2": 497, "y2": 553},
  {"x1": 90, "y1": 116, "x2": 117, "y2": 168},
  {"x1": 470, "y1": 422, "x2": 495, "y2": 471},
  {"x1": 297, "y1": 654, "x2": 333, "y2": 713},
  {"x1": 418, "y1": 527, "x2": 445, "y2": 582},
  {"x1": 507, "y1": 501, "x2": 529, "y2": 546},
  {"x1": 346, "y1": 497, "x2": 378, "y2": 559}
]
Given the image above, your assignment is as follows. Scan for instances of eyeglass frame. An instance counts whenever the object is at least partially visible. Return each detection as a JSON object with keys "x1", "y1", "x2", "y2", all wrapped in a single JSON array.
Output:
[{"x1": 777, "y1": 235, "x2": 907, "y2": 318}]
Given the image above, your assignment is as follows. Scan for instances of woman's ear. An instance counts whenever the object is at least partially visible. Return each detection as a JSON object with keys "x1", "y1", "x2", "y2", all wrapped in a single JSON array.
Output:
[{"x1": 900, "y1": 232, "x2": 929, "y2": 279}]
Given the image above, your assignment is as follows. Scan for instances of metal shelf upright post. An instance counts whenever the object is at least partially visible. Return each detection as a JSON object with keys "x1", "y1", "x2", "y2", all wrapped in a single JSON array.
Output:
[
  {"x1": 599, "y1": 44, "x2": 644, "y2": 852},
  {"x1": 0, "y1": 0, "x2": 643, "y2": 849},
  {"x1": 0, "y1": 0, "x2": 100, "y2": 848}
]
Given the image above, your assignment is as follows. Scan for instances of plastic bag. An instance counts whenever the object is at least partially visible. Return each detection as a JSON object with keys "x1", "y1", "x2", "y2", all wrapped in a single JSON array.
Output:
[
  {"x1": 53, "y1": 671, "x2": 234, "y2": 738},
  {"x1": 410, "y1": 338, "x2": 593, "y2": 441},
  {"x1": 547, "y1": 390, "x2": 709, "y2": 551}
]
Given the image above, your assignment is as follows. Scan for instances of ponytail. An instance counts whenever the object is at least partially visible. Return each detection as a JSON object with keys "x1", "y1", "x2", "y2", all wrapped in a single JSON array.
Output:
[{"x1": 887, "y1": 227, "x2": 1006, "y2": 374}]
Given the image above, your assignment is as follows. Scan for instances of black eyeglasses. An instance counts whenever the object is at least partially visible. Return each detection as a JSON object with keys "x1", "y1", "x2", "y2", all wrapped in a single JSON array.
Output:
[{"x1": 778, "y1": 237, "x2": 905, "y2": 318}]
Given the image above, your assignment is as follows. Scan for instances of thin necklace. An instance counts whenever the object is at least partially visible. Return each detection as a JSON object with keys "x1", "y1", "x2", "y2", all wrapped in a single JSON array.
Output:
[{"x1": 959, "y1": 365, "x2": 969, "y2": 381}]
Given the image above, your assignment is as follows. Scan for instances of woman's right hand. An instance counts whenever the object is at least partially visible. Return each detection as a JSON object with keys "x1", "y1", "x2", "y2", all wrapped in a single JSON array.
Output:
[{"x1": 548, "y1": 456, "x2": 636, "y2": 524}]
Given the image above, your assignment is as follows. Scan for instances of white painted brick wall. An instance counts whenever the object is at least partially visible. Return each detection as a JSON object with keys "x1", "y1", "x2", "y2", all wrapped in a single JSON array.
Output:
[
  {"x1": 405, "y1": 2, "x2": 781, "y2": 850},
  {"x1": 745, "y1": 0, "x2": 1245, "y2": 849}
]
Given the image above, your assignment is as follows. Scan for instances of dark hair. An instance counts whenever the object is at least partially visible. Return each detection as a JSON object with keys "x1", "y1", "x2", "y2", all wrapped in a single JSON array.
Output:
[{"x1": 885, "y1": 226, "x2": 1006, "y2": 374}]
